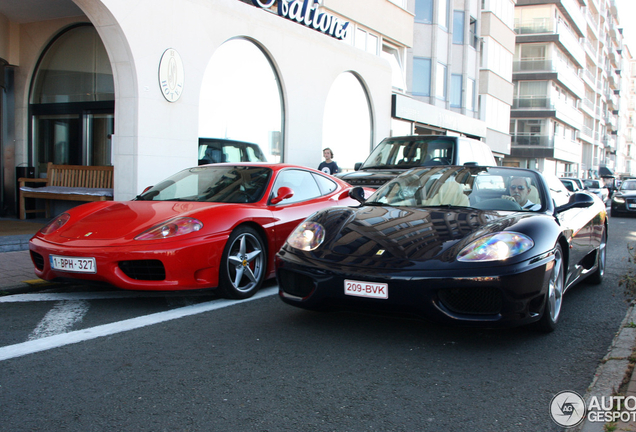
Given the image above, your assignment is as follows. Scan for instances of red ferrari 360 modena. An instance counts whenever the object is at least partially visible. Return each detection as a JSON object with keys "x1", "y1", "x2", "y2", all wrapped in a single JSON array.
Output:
[{"x1": 29, "y1": 163, "x2": 365, "y2": 299}]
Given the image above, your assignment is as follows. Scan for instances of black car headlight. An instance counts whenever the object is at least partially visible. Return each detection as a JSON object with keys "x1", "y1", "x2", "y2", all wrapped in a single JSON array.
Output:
[
  {"x1": 457, "y1": 232, "x2": 534, "y2": 262},
  {"x1": 287, "y1": 221, "x2": 325, "y2": 251}
]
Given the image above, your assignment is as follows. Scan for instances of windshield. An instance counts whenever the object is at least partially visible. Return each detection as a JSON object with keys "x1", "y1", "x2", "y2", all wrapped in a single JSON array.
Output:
[
  {"x1": 584, "y1": 179, "x2": 601, "y2": 188},
  {"x1": 361, "y1": 137, "x2": 455, "y2": 169},
  {"x1": 367, "y1": 166, "x2": 544, "y2": 211},
  {"x1": 136, "y1": 166, "x2": 272, "y2": 203},
  {"x1": 620, "y1": 180, "x2": 636, "y2": 191}
]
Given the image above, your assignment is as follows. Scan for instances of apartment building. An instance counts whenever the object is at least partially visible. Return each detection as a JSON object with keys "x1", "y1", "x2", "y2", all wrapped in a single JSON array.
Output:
[{"x1": 508, "y1": 0, "x2": 626, "y2": 179}]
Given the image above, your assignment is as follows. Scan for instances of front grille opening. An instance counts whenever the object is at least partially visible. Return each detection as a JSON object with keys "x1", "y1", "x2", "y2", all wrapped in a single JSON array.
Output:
[
  {"x1": 119, "y1": 260, "x2": 166, "y2": 281},
  {"x1": 438, "y1": 286, "x2": 502, "y2": 315},
  {"x1": 278, "y1": 269, "x2": 316, "y2": 298},
  {"x1": 31, "y1": 251, "x2": 44, "y2": 271}
]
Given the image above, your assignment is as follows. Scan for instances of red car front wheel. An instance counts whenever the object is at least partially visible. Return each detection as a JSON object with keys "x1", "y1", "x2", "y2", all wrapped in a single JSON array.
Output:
[{"x1": 219, "y1": 226, "x2": 267, "y2": 299}]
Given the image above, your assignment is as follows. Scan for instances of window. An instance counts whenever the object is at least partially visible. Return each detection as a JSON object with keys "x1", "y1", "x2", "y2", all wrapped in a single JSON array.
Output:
[
  {"x1": 453, "y1": 11, "x2": 465, "y2": 44},
  {"x1": 355, "y1": 28, "x2": 379, "y2": 55},
  {"x1": 30, "y1": 24, "x2": 114, "y2": 174},
  {"x1": 413, "y1": 57, "x2": 432, "y2": 96},
  {"x1": 451, "y1": 75, "x2": 462, "y2": 107},
  {"x1": 436, "y1": 63, "x2": 447, "y2": 100},
  {"x1": 312, "y1": 173, "x2": 337, "y2": 195},
  {"x1": 415, "y1": 0, "x2": 433, "y2": 23},
  {"x1": 467, "y1": 79, "x2": 475, "y2": 111},
  {"x1": 273, "y1": 170, "x2": 321, "y2": 204},
  {"x1": 200, "y1": 39, "x2": 283, "y2": 163},
  {"x1": 438, "y1": 0, "x2": 449, "y2": 29},
  {"x1": 382, "y1": 45, "x2": 406, "y2": 92},
  {"x1": 469, "y1": 17, "x2": 478, "y2": 48}
]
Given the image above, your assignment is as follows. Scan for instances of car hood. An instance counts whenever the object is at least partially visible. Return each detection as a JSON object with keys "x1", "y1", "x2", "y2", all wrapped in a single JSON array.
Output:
[
  {"x1": 336, "y1": 168, "x2": 408, "y2": 188},
  {"x1": 51, "y1": 201, "x2": 229, "y2": 241},
  {"x1": 305, "y1": 205, "x2": 541, "y2": 270},
  {"x1": 615, "y1": 190, "x2": 636, "y2": 198}
]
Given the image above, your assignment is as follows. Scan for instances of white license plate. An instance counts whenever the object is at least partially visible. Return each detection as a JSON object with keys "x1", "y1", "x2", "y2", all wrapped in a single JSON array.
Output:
[
  {"x1": 50, "y1": 255, "x2": 97, "y2": 274},
  {"x1": 344, "y1": 279, "x2": 388, "y2": 299},
  {"x1": 629, "y1": 204, "x2": 636, "y2": 209}
]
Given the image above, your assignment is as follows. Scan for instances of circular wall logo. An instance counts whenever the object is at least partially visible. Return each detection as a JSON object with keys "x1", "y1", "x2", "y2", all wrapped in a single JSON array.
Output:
[{"x1": 550, "y1": 390, "x2": 586, "y2": 427}]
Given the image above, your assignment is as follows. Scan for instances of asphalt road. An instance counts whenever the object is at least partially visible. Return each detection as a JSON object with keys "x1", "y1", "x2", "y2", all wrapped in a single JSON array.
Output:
[{"x1": 1, "y1": 213, "x2": 635, "y2": 431}]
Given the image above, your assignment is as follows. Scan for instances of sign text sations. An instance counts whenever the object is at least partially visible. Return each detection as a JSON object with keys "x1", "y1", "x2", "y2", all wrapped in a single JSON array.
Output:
[{"x1": 251, "y1": 0, "x2": 349, "y2": 40}]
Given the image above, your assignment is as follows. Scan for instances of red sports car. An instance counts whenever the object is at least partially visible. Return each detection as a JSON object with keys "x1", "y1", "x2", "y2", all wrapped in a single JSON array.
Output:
[{"x1": 29, "y1": 163, "x2": 365, "y2": 298}]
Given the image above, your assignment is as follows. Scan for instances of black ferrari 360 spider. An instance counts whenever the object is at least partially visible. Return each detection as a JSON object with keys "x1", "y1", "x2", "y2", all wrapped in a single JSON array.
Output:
[{"x1": 276, "y1": 166, "x2": 607, "y2": 331}]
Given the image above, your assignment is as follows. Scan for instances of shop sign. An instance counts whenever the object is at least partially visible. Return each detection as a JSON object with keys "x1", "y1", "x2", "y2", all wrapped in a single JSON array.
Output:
[{"x1": 251, "y1": 0, "x2": 349, "y2": 40}]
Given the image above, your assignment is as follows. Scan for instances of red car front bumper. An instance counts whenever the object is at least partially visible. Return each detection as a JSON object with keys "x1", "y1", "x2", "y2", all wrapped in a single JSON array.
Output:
[{"x1": 29, "y1": 234, "x2": 229, "y2": 291}]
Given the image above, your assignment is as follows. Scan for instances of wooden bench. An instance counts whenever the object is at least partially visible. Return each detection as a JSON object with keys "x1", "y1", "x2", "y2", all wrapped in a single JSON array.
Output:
[{"x1": 19, "y1": 162, "x2": 114, "y2": 220}]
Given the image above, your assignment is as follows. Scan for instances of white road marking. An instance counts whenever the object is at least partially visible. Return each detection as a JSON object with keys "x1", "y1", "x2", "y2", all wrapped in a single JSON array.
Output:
[
  {"x1": 28, "y1": 300, "x2": 90, "y2": 340},
  {"x1": 0, "y1": 286, "x2": 277, "y2": 362},
  {"x1": 0, "y1": 291, "x2": 214, "y2": 303}
]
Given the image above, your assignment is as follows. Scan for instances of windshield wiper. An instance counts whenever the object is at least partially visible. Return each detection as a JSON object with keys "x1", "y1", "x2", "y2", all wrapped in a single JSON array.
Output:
[{"x1": 363, "y1": 201, "x2": 392, "y2": 207}]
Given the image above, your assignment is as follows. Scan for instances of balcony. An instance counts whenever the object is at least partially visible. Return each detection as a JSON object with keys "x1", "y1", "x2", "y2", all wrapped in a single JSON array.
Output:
[
  {"x1": 514, "y1": 19, "x2": 585, "y2": 67},
  {"x1": 513, "y1": 60, "x2": 584, "y2": 99},
  {"x1": 511, "y1": 134, "x2": 582, "y2": 163},
  {"x1": 559, "y1": 0, "x2": 587, "y2": 36}
]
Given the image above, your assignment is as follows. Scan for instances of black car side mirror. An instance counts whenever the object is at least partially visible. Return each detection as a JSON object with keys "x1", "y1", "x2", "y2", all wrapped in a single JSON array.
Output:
[
  {"x1": 555, "y1": 192, "x2": 594, "y2": 213},
  {"x1": 354, "y1": 162, "x2": 362, "y2": 171},
  {"x1": 349, "y1": 187, "x2": 366, "y2": 204}
]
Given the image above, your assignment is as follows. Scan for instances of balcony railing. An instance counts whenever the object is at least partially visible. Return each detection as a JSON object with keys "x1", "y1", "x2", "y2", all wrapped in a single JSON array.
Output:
[
  {"x1": 513, "y1": 60, "x2": 554, "y2": 72},
  {"x1": 514, "y1": 19, "x2": 553, "y2": 35},
  {"x1": 512, "y1": 97, "x2": 552, "y2": 109},
  {"x1": 511, "y1": 134, "x2": 551, "y2": 147}
]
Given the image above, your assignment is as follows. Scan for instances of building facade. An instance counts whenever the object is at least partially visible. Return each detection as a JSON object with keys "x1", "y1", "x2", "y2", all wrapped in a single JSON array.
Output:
[
  {"x1": 0, "y1": 0, "x2": 414, "y2": 216},
  {"x1": 507, "y1": 0, "x2": 627, "y2": 179},
  {"x1": 3, "y1": 0, "x2": 635, "y2": 220}
]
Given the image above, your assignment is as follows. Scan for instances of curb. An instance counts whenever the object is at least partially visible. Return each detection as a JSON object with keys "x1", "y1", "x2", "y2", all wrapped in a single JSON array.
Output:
[
  {"x1": 0, "y1": 280, "x2": 60, "y2": 296},
  {"x1": 573, "y1": 305, "x2": 636, "y2": 432}
]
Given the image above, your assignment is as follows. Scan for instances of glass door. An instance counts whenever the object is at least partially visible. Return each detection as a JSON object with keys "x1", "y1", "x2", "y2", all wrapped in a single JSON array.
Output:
[
  {"x1": 85, "y1": 113, "x2": 114, "y2": 166},
  {"x1": 33, "y1": 114, "x2": 81, "y2": 175}
]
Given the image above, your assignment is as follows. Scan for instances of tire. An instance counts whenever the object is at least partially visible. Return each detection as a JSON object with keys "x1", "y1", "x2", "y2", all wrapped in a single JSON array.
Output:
[
  {"x1": 587, "y1": 227, "x2": 607, "y2": 285},
  {"x1": 535, "y1": 245, "x2": 564, "y2": 333},
  {"x1": 219, "y1": 226, "x2": 267, "y2": 299}
]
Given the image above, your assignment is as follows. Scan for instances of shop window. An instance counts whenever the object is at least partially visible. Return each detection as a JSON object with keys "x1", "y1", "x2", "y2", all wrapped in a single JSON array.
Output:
[
  {"x1": 322, "y1": 72, "x2": 372, "y2": 171},
  {"x1": 30, "y1": 24, "x2": 114, "y2": 175},
  {"x1": 199, "y1": 38, "x2": 283, "y2": 163}
]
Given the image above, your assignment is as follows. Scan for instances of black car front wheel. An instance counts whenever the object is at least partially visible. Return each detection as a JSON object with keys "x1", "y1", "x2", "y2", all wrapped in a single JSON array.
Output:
[
  {"x1": 219, "y1": 226, "x2": 267, "y2": 299},
  {"x1": 535, "y1": 245, "x2": 564, "y2": 333},
  {"x1": 587, "y1": 227, "x2": 607, "y2": 285}
]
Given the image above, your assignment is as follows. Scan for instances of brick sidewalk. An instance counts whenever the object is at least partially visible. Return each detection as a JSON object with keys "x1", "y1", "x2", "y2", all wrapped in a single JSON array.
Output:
[{"x1": 0, "y1": 249, "x2": 39, "y2": 288}]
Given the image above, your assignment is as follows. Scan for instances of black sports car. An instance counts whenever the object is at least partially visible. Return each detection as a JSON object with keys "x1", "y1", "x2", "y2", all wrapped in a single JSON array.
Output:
[
  {"x1": 276, "y1": 166, "x2": 608, "y2": 332},
  {"x1": 611, "y1": 179, "x2": 636, "y2": 217}
]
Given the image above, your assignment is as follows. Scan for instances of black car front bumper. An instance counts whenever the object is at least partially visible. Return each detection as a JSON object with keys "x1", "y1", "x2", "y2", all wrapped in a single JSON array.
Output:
[{"x1": 276, "y1": 250, "x2": 555, "y2": 328}]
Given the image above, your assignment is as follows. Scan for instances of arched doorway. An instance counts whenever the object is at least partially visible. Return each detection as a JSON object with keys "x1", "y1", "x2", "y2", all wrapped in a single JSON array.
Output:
[
  {"x1": 199, "y1": 38, "x2": 284, "y2": 163},
  {"x1": 30, "y1": 24, "x2": 114, "y2": 176},
  {"x1": 322, "y1": 72, "x2": 373, "y2": 171}
]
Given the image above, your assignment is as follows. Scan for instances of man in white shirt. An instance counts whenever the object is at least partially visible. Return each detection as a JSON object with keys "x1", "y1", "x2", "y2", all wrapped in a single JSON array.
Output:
[{"x1": 508, "y1": 177, "x2": 541, "y2": 210}]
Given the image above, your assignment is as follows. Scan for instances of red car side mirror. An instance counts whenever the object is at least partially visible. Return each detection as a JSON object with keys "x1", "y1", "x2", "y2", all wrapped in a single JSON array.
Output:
[{"x1": 271, "y1": 186, "x2": 294, "y2": 204}]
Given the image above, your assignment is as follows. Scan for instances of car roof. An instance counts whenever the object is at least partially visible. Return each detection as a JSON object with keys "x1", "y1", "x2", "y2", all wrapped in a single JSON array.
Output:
[{"x1": 196, "y1": 162, "x2": 345, "y2": 178}]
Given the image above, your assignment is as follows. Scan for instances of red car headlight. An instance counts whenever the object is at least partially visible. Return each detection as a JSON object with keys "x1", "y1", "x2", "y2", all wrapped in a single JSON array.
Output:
[
  {"x1": 135, "y1": 217, "x2": 203, "y2": 240},
  {"x1": 40, "y1": 213, "x2": 70, "y2": 235}
]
